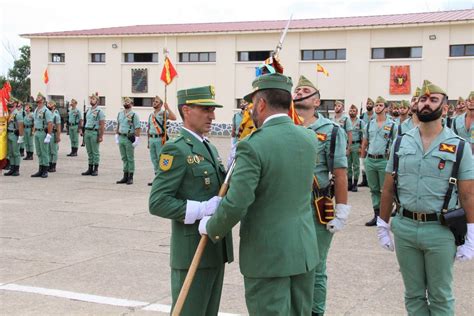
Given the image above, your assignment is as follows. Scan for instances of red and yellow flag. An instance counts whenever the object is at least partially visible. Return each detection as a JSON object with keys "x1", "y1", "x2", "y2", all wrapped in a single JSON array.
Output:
[
  {"x1": 43, "y1": 68, "x2": 49, "y2": 84},
  {"x1": 160, "y1": 56, "x2": 178, "y2": 85},
  {"x1": 237, "y1": 103, "x2": 256, "y2": 140},
  {"x1": 288, "y1": 101, "x2": 303, "y2": 125},
  {"x1": 316, "y1": 63, "x2": 329, "y2": 77}
]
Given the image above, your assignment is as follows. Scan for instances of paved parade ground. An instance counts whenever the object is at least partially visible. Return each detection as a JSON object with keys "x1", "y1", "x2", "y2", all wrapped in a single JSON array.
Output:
[{"x1": 1, "y1": 133, "x2": 473, "y2": 315}]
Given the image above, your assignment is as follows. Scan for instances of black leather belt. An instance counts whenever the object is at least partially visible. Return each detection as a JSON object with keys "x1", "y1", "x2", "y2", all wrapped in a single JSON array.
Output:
[
  {"x1": 69, "y1": 123, "x2": 78, "y2": 126},
  {"x1": 149, "y1": 134, "x2": 162, "y2": 138},
  {"x1": 403, "y1": 209, "x2": 438, "y2": 222},
  {"x1": 24, "y1": 125, "x2": 32, "y2": 128},
  {"x1": 85, "y1": 127, "x2": 98, "y2": 131},
  {"x1": 368, "y1": 154, "x2": 385, "y2": 159},
  {"x1": 119, "y1": 133, "x2": 132, "y2": 136},
  {"x1": 353, "y1": 140, "x2": 361, "y2": 144}
]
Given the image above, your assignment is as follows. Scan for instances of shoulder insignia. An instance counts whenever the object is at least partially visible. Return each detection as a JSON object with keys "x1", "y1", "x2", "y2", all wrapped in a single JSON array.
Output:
[
  {"x1": 316, "y1": 133, "x2": 327, "y2": 141},
  {"x1": 384, "y1": 125, "x2": 391, "y2": 131},
  {"x1": 439, "y1": 143, "x2": 456, "y2": 153},
  {"x1": 159, "y1": 154, "x2": 174, "y2": 171}
]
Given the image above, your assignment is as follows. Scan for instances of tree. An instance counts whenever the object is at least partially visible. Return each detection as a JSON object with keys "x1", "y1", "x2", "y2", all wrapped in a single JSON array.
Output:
[{"x1": 8, "y1": 45, "x2": 31, "y2": 102}]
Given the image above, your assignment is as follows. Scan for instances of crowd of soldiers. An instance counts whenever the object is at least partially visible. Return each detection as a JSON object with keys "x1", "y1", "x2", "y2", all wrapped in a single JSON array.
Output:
[{"x1": 3, "y1": 75, "x2": 473, "y2": 316}]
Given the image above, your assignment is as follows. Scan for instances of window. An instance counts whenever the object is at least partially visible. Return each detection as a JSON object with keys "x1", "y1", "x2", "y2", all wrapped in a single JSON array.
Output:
[
  {"x1": 49, "y1": 95, "x2": 64, "y2": 108},
  {"x1": 449, "y1": 44, "x2": 474, "y2": 57},
  {"x1": 319, "y1": 100, "x2": 336, "y2": 113},
  {"x1": 237, "y1": 51, "x2": 272, "y2": 62},
  {"x1": 132, "y1": 97, "x2": 154, "y2": 107},
  {"x1": 51, "y1": 53, "x2": 65, "y2": 63},
  {"x1": 371, "y1": 47, "x2": 422, "y2": 59},
  {"x1": 91, "y1": 53, "x2": 106, "y2": 63},
  {"x1": 98, "y1": 96, "x2": 106, "y2": 106},
  {"x1": 124, "y1": 53, "x2": 158, "y2": 63},
  {"x1": 301, "y1": 49, "x2": 346, "y2": 61},
  {"x1": 179, "y1": 52, "x2": 216, "y2": 62}
]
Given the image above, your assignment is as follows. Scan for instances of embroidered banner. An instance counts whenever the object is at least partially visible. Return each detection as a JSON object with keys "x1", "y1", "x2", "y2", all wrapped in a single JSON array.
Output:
[{"x1": 390, "y1": 65, "x2": 411, "y2": 95}]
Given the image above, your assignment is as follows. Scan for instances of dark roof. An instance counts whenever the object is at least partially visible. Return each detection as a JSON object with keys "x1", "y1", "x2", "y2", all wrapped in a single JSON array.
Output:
[{"x1": 21, "y1": 9, "x2": 474, "y2": 38}]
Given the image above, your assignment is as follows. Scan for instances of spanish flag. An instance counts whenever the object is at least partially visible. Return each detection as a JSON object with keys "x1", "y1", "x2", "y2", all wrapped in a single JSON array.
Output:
[
  {"x1": 288, "y1": 101, "x2": 303, "y2": 125},
  {"x1": 160, "y1": 56, "x2": 178, "y2": 85},
  {"x1": 237, "y1": 103, "x2": 256, "y2": 140},
  {"x1": 316, "y1": 63, "x2": 329, "y2": 77},
  {"x1": 43, "y1": 68, "x2": 49, "y2": 84}
]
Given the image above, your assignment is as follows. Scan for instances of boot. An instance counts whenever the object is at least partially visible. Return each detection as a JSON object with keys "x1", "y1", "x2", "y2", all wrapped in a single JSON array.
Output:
[
  {"x1": 31, "y1": 166, "x2": 43, "y2": 177},
  {"x1": 67, "y1": 148, "x2": 74, "y2": 156},
  {"x1": 126, "y1": 172, "x2": 134, "y2": 185},
  {"x1": 359, "y1": 174, "x2": 368, "y2": 187},
  {"x1": 148, "y1": 182, "x2": 153, "y2": 186},
  {"x1": 23, "y1": 152, "x2": 33, "y2": 160},
  {"x1": 365, "y1": 208, "x2": 379, "y2": 227},
  {"x1": 41, "y1": 165, "x2": 48, "y2": 178},
  {"x1": 82, "y1": 164, "x2": 93, "y2": 176},
  {"x1": 347, "y1": 178, "x2": 353, "y2": 191},
  {"x1": 20, "y1": 148, "x2": 25, "y2": 157},
  {"x1": 71, "y1": 147, "x2": 78, "y2": 156},
  {"x1": 116, "y1": 172, "x2": 128, "y2": 184},
  {"x1": 11, "y1": 165, "x2": 19, "y2": 176},
  {"x1": 48, "y1": 162, "x2": 56, "y2": 173},
  {"x1": 352, "y1": 179, "x2": 358, "y2": 192},
  {"x1": 91, "y1": 164, "x2": 98, "y2": 176},
  {"x1": 4, "y1": 165, "x2": 16, "y2": 176}
]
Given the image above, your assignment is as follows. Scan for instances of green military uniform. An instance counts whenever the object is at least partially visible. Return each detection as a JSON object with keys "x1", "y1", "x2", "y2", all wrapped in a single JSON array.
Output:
[
  {"x1": 332, "y1": 113, "x2": 353, "y2": 136},
  {"x1": 67, "y1": 103, "x2": 82, "y2": 156},
  {"x1": 231, "y1": 110, "x2": 244, "y2": 144},
  {"x1": 348, "y1": 116, "x2": 365, "y2": 187},
  {"x1": 362, "y1": 111, "x2": 374, "y2": 125},
  {"x1": 32, "y1": 105, "x2": 53, "y2": 177},
  {"x1": 206, "y1": 74, "x2": 318, "y2": 316},
  {"x1": 4, "y1": 108, "x2": 24, "y2": 176},
  {"x1": 22, "y1": 108, "x2": 34, "y2": 160},
  {"x1": 149, "y1": 86, "x2": 233, "y2": 316},
  {"x1": 452, "y1": 112, "x2": 473, "y2": 154},
  {"x1": 83, "y1": 105, "x2": 105, "y2": 171},
  {"x1": 117, "y1": 108, "x2": 141, "y2": 174},
  {"x1": 48, "y1": 109, "x2": 61, "y2": 171},
  {"x1": 147, "y1": 109, "x2": 167, "y2": 174}
]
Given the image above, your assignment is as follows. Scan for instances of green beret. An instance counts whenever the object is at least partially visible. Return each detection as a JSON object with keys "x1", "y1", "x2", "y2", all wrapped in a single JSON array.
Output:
[
  {"x1": 123, "y1": 97, "x2": 133, "y2": 104},
  {"x1": 349, "y1": 104, "x2": 358, "y2": 110},
  {"x1": 367, "y1": 98, "x2": 374, "y2": 104},
  {"x1": 421, "y1": 80, "x2": 446, "y2": 96},
  {"x1": 36, "y1": 92, "x2": 45, "y2": 100},
  {"x1": 400, "y1": 100, "x2": 410, "y2": 108},
  {"x1": 70, "y1": 99, "x2": 77, "y2": 104},
  {"x1": 295, "y1": 75, "x2": 317, "y2": 90},
  {"x1": 376, "y1": 96, "x2": 386, "y2": 104},
  {"x1": 244, "y1": 73, "x2": 293, "y2": 103},
  {"x1": 457, "y1": 97, "x2": 464, "y2": 104},
  {"x1": 177, "y1": 85, "x2": 222, "y2": 107},
  {"x1": 90, "y1": 93, "x2": 99, "y2": 101},
  {"x1": 413, "y1": 87, "x2": 422, "y2": 98},
  {"x1": 335, "y1": 100, "x2": 344, "y2": 106}
]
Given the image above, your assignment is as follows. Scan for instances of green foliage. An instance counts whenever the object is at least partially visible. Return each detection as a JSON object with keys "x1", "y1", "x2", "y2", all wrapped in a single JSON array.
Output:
[{"x1": 7, "y1": 45, "x2": 31, "y2": 101}]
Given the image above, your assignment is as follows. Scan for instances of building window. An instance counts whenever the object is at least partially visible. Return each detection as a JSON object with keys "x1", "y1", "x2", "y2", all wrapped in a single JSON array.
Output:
[
  {"x1": 301, "y1": 49, "x2": 346, "y2": 60},
  {"x1": 98, "y1": 96, "x2": 106, "y2": 106},
  {"x1": 91, "y1": 53, "x2": 106, "y2": 63},
  {"x1": 371, "y1": 47, "x2": 422, "y2": 59},
  {"x1": 124, "y1": 53, "x2": 158, "y2": 63},
  {"x1": 51, "y1": 53, "x2": 65, "y2": 63},
  {"x1": 319, "y1": 100, "x2": 336, "y2": 114},
  {"x1": 132, "y1": 97, "x2": 154, "y2": 107},
  {"x1": 179, "y1": 52, "x2": 216, "y2": 62},
  {"x1": 237, "y1": 51, "x2": 272, "y2": 62},
  {"x1": 450, "y1": 44, "x2": 474, "y2": 57}
]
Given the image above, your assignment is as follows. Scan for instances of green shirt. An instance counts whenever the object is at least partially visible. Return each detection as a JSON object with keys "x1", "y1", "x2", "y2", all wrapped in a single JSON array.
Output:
[
  {"x1": 84, "y1": 107, "x2": 105, "y2": 129},
  {"x1": 386, "y1": 127, "x2": 474, "y2": 213},
  {"x1": 363, "y1": 117, "x2": 397, "y2": 155},
  {"x1": 350, "y1": 118, "x2": 365, "y2": 143},
  {"x1": 68, "y1": 108, "x2": 82, "y2": 125},
  {"x1": 399, "y1": 117, "x2": 416, "y2": 135},
  {"x1": 332, "y1": 113, "x2": 353, "y2": 134},
  {"x1": 23, "y1": 112, "x2": 34, "y2": 128},
  {"x1": 7, "y1": 108, "x2": 24, "y2": 130},
  {"x1": 52, "y1": 110, "x2": 61, "y2": 127},
  {"x1": 362, "y1": 111, "x2": 374, "y2": 125},
  {"x1": 147, "y1": 110, "x2": 166, "y2": 135},
  {"x1": 117, "y1": 110, "x2": 140, "y2": 134},
  {"x1": 452, "y1": 113, "x2": 474, "y2": 147},
  {"x1": 33, "y1": 106, "x2": 53, "y2": 130}
]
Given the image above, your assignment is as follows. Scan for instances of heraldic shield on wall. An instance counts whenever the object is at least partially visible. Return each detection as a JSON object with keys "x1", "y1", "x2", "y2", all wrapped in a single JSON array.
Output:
[{"x1": 390, "y1": 65, "x2": 411, "y2": 95}]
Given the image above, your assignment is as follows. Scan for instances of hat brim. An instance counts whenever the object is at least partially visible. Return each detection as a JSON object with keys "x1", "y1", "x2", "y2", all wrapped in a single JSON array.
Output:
[{"x1": 186, "y1": 102, "x2": 223, "y2": 108}]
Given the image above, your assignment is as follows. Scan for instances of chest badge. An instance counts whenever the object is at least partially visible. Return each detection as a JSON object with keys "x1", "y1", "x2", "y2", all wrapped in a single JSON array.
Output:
[
  {"x1": 316, "y1": 133, "x2": 327, "y2": 141},
  {"x1": 439, "y1": 143, "x2": 456, "y2": 153}
]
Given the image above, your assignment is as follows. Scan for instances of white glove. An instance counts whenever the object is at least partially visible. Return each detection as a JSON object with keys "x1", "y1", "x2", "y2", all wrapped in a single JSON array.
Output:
[
  {"x1": 115, "y1": 134, "x2": 119, "y2": 144},
  {"x1": 377, "y1": 217, "x2": 394, "y2": 251},
  {"x1": 227, "y1": 140, "x2": 237, "y2": 169},
  {"x1": 184, "y1": 196, "x2": 222, "y2": 224},
  {"x1": 132, "y1": 136, "x2": 140, "y2": 148},
  {"x1": 327, "y1": 204, "x2": 351, "y2": 233},
  {"x1": 44, "y1": 133, "x2": 52, "y2": 143},
  {"x1": 17, "y1": 136, "x2": 24, "y2": 144},
  {"x1": 456, "y1": 223, "x2": 474, "y2": 262},
  {"x1": 199, "y1": 216, "x2": 211, "y2": 235}
]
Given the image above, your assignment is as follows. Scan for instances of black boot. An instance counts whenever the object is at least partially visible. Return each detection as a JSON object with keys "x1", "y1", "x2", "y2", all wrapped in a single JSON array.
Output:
[
  {"x1": 11, "y1": 165, "x2": 19, "y2": 176},
  {"x1": 148, "y1": 182, "x2": 153, "y2": 186},
  {"x1": 23, "y1": 152, "x2": 33, "y2": 160},
  {"x1": 48, "y1": 162, "x2": 56, "y2": 173},
  {"x1": 91, "y1": 164, "x2": 98, "y2": 176},
  {"x1": 67, "y1": 148, "x2": 74, "y2": 156},
  {"x1": 82, "y1": 164, "x2": 93, "y2": 176},
  {"x1": 352, "y1": 179, "x2": 358, "y2": 192},
  {"x1": 116, "y1": 172, "x2": 128, "y2": 184},
  {"x1": 348, "y1": 178, "x2": 353, "y2": 191},
  {"x1": 41, "y1": 165, "x2": 48, "y2": 178},
  {"x1": 365, "y1": 208, "x2": 379, "y2": 227},
  {"x1": 359, "y1": 174, "x2": 368, "y2": 187},
  {"x1": 31, "y1": 166, "x2": 43, "y2": 177},
  {"x1": 72, "y1": 147, "x2": 78, "y2": 156},
  {"x1": 4, "y1": 165, "x2": 16, "y2": 176},
  {"x1": 312, "y1": 312, "x2": 323, "y2": 316},
  {"x1": 20, "y1": 148, "x2": 25, "y2": 157},
  {"x1": 126, "y1": 172, "x2": 134, "y2": 185}
]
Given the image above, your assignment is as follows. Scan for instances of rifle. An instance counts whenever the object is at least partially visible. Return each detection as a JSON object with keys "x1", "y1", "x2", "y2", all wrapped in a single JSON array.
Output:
[
  {"x1": 66, "y1": 101, "x2": 70, "y2": 135},
  {"x1": 359, "y1": 102, "x2": 364, "y2": 119},
  {"x1": 81, "y1": 101, "x2": 86, "y2": 147}
]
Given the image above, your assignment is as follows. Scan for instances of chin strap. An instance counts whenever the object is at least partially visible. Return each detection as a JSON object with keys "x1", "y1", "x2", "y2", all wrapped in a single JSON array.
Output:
[{"x1": 293, "y1": 91, "x2": 319, "y2": 103}]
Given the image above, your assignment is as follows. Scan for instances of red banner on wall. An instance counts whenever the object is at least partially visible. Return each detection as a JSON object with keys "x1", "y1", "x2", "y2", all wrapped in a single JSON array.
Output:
[{"x1": 390, "y1": 65, "x2": 411, "y2": 95}]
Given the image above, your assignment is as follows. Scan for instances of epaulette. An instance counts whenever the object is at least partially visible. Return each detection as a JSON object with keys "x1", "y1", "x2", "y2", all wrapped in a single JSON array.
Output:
[{"x1": 170, "y1": 134, "x2": 184, "y2": 143}]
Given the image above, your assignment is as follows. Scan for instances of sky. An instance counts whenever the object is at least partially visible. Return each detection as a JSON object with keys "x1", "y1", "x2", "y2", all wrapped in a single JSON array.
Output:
[{"x1": 0, "y1": 0, "x2": 472, "y2": 75}]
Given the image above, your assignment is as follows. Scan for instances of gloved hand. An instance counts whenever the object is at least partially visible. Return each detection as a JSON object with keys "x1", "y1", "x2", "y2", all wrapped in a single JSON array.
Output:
[
  {"x1": 44, "y1": 133, "x2": 52, "y2": 144},
  {"x1": 17, "y1": 136, "x2": 24, "y2": 144},
  {"x1": 456, "y1": 223, "x2": 474, "y2": 262},
  {"x1": 115, "y1": 134, "x2": 119, "y2": 144},
  {"x1": 227, "y1": 140, "x2": 237, "y2": 169},
  {"x1": 377, "y1": 217, "x2": 394, "y2": 251},
  {"x1": 184, "y1": 196, "x2": 222, "y2": 224},
  {"x1": 132, "y1": 136, "x2": 140, "y2": 148},
  {"x1": 327, "y1": 204, "x2": 351, "y2": 233},
  {"x1": 199, "y1": 216, "x2": 211, "y2": 235}
]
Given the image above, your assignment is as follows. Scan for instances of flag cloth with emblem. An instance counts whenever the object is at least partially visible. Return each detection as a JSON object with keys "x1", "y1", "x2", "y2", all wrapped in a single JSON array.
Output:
[
  {"x1": 316, "y1": 64, "x2": 329, "y2": 77},
  {"x1": 160, "y1": 57, "x2": 178, "y2": 85},
  {"x1": 238, "y1": 103, "x2": 256, "y2": 140},
  {"x1": 43, "y1": 68, "x2": 49, "y2": 84}
]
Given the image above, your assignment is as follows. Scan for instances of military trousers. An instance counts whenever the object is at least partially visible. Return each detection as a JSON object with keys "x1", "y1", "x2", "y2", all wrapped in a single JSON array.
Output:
[
  {"x1": 49, "y1": 134, "x2": 58, "y2": 163},
  {"x1": 312, "y1": 219, "x2": 333, "y2": 314},
  {"x1": 84, "y1": 130, "x2": 100, "y2": 165},
  {"x1": 364, "y1": 157, "x2": 388, "y2": 208},
  {"x1": 34, "y1": 131, "x2": 50, "y2": 167},
  {"x1": 171, "y1": 265, "x2": 225, "y2": 316},
  {"x1": 69, "y1": 125, "x2": 79, "y2": 148},
  {"x1": 391, "y1": 215, "x2": 456, "y2": 316},
  {"x1": 244, "y1": 268, "x2": 315, "y2": 316},
  {"x1": 23, "y1": 128, "x2": 34, "y2": 152},
  {"x1": 118, "y1": 135, "x2": 135, "y2": 172},
  {"x1": 347, "y1": 143, "x2": 361, "y2": 180},
  {"x1": 148, "y1": 137, "x2": 163, "y2": 174},
  {"x1": 7, "y1": 132, "x2": 20, "y2": 165}
]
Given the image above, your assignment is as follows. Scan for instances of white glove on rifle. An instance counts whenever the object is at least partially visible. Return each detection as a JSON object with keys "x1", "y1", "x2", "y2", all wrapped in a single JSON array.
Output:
[
  {"x1": 17, "y1": 136, "x2": 24, "y2": 144},
  {"x1": 377, "y1": 217, "x2": 394, "y2": 251},
  {"x1": 456, "y1": 223, "x2": 474, "y2": 262},
  {"x1": 132, "y1": 136, "x2": 140, "y2": 148},
  {"x1": 115, "y1": 134, "x2": 119, "y2": 144},
  {"x1": 227, "y1": 140, "x2": 237, "y2": 170},
  {"x1": 199, "y1": 216, "x2": 211, "y2": 235},
  {"x1": 44, "y1": 133, "x2": 52, "y2": 144},
  {"x1": 184, "y1": 196, "x2": 222, "y2": 224},
  {"x1": 327, "y1": 204, "x2": 351, "y2": 233}
]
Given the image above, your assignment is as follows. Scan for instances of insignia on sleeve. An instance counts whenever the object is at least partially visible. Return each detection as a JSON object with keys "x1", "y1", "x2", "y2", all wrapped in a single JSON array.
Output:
[
  {"x1": 159, "y1": 154, "x2": 174, "y2": 171},
  {"x1": 316, "y1": 133, "x2": 327, "y2": 141},
  {"x1": 439, "y1": 143, "x2": 456, "y2": 153}
]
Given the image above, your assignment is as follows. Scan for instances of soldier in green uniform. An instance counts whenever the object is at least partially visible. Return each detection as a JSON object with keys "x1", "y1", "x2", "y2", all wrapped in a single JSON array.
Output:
[
  {"x1": 47, "y1": 100, "x2": 61, "y2": 172},
  {"x1": 390, "y1": 102, "x2": 401, "y2": 124},
  {"x1": 22, "y1": 103, "x2": 34, "y2": 160},
  {"x1": 231, "y1": 100, "x2": 247, "y2": 144},
  {"x1": 377, "y1": 80, "x2": 474, "y2": 315},
  {"x1": 454, "y1": 96, "x2": 467, "y2": 117},
  {"x1": 348, "y1": 104, "x2": 365, "y2": 192},
  {"x1": 31, "y1": 93, "x2": 53, "y2": 178},
  {"x1": 452, "y1": 91, "x2": 473, "y2": 154},
  {"x1": 147, "y1": 95, "x2": 177, "y2": 186},
  {"x1": 360, "y1": 97, "x2": 375, "y2": 187},
  {"x1": 292, "y1": 75, "x2": 350, "y2": 316},
  {"x1": 400, "y1": 88, "x2": 422, "y2": 136},
  {"x1": 17, "y1": 101, "x2": 26, "y2": 157},
  {"x1": 149, "y1": 85, "x2": 233, "y2": 316},
  {"x1": 200, "y1": 74, "x2": 319, "y2": 316},
  {"x1": 4, "y1": 101, "x2": 24, "y2": 176},
  {"x1": 332, "y1": 100, "x2": 353, "y2": 153},
  {"x1": 115, "y1": 97, "x2": 141, "y2": 185},
  {"x1": 81, "y1": 93, "x2": 105, "y2": 176},
  {"x1": 67, "y1": 99, "x2": 82, "y2": 157},
  {"x1": 360, "y1": 96, "x2": 397, "y2": 226}
]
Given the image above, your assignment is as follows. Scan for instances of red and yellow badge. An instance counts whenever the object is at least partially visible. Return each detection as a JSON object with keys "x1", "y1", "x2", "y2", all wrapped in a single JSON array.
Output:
[
  {"x1": 439, "y1": 143, "x2": 456, "y2": 153},
  {"x1": 384, "y1": 125, "x2": 391, "y2": 131},
  {"x1": 316, "y1": 133, "x2": 327, "y2": 141},
  {"x1": 159, "y1": 154, "x2": 174, "y2": 171}
]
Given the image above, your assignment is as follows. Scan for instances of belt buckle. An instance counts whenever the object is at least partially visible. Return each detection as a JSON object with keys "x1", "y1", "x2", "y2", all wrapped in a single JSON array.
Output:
[{"x1": 413, "y1": 212, "x2": 426, "y2": 221}]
